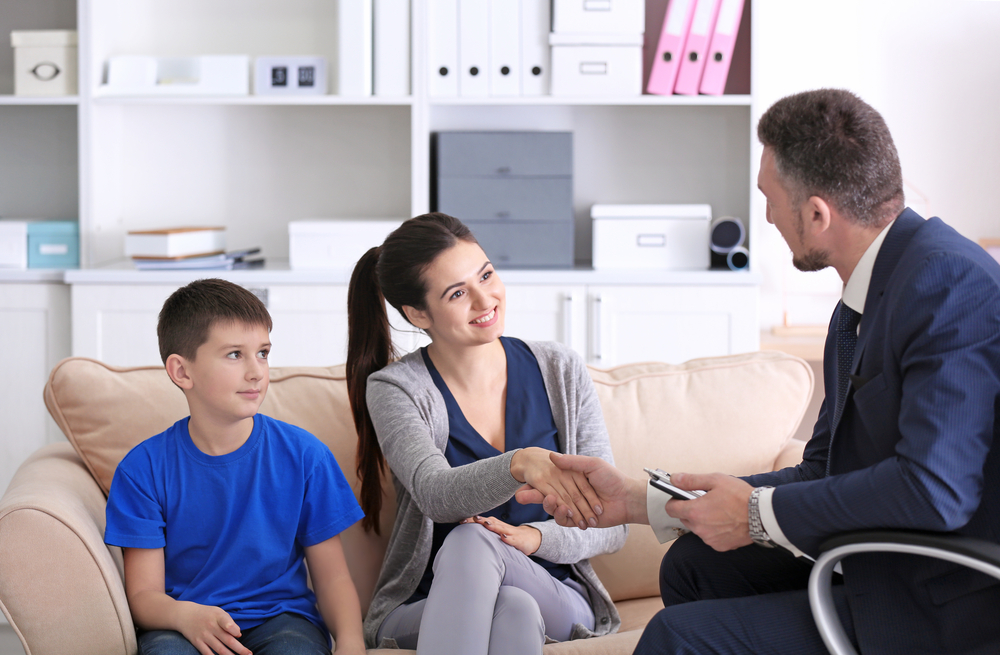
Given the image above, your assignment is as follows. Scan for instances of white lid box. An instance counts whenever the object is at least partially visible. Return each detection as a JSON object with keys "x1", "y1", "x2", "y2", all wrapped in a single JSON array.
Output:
[{"x1": 10, "y1": 30, "x2": 77, "y2": 47}]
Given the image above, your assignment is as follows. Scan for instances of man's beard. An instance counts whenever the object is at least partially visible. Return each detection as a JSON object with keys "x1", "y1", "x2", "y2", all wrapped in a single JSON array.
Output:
[{"x1": 793, "y1": 248, "x2": 832, "y2": 272}]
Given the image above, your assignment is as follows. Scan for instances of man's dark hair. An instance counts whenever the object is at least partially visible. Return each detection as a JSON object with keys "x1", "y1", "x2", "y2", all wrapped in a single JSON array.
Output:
[
  {"x1": 157, "y1": 278, "x2": 272, "y2": 364},
  {"x1": 757, "y1": 88, "x2": 904, "y2": 227}
]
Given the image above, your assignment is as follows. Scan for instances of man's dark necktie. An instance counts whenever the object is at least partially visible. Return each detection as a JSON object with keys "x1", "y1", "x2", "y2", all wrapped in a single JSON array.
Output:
[{"x1": 832, "y1": 302, "x2": 862, "y2": 437}]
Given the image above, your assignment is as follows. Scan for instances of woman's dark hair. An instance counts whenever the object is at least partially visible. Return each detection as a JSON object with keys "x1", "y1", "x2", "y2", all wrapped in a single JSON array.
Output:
[
  {"x1": 347, "y1": 212, "x2": 477, "y2": 533},
  {"x1": 757, "y1": 88, "x2": 904, "y2": 227}
]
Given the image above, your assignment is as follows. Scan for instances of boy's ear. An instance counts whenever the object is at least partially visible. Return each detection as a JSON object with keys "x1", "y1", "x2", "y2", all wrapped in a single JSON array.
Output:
[
  {"x1": 402, "y1": 305, "x2": 432, "y2": 330},
  {"x1": 165, "y1": 354, "x2": 194, "y2": 390}
]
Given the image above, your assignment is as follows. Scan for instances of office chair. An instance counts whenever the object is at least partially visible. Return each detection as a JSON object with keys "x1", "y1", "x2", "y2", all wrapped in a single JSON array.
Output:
[{"x1": 808, "y1": 530, "x2": 1000, "y2": 655}]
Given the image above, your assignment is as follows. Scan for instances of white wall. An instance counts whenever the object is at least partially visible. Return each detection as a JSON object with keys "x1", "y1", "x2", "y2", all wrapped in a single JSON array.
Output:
[{"x1": 754, "y1": 0, "x2": 1000, "y2": 328}]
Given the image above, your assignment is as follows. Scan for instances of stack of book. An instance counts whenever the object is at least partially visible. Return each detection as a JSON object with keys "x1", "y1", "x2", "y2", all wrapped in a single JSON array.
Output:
[{"x1": 126, "y1": 227, "x2": 265, "y2": 270}]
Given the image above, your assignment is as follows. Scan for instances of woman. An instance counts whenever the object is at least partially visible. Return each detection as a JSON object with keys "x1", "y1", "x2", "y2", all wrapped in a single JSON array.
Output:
[{"x1": 346, "y1": 213, "x2": 627, "y2": 654}]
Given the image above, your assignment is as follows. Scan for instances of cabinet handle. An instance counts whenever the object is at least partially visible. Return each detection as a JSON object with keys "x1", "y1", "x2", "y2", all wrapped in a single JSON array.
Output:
[
  {"x1": 562, "y1": 293, "x2": 573, "y2": 345},
  {"x1": 591, "y1": 294, "x2": 602, "y2": 362}
]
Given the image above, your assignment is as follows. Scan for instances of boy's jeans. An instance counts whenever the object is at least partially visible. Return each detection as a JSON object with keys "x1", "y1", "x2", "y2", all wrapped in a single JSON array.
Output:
[{"x1": 138, "y1": 612, "x2": 330, "y2": 655}]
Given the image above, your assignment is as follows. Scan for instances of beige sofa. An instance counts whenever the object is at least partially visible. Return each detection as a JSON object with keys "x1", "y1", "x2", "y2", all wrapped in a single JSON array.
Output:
[{"x1": 0, "y1": 351, "x2": 812, "y2": 655}]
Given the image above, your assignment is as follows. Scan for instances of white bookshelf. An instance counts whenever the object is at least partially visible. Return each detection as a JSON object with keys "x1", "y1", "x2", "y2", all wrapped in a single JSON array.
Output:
[{"x1": 1, "y1": 0, "x2": 760, "y2": 495}]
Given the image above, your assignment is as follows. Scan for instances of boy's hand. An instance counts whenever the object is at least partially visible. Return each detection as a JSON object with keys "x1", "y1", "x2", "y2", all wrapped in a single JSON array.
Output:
[{"x1": 176, "y1": 602, "x2": 251, "y2": 655}]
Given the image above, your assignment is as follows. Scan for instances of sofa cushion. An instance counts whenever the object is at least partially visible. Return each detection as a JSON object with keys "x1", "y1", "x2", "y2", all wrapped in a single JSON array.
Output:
[{"x1": 587, "y1": 351, "x2": 813, "y2": 602}]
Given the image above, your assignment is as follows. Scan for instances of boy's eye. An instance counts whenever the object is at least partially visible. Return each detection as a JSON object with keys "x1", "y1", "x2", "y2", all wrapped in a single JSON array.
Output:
[
  {"x1": 258, "y1": 349, "x2": 269, "y2": 359},
  {"x1": 227, "y1": 351, "x2": 240, "y2": 360}
]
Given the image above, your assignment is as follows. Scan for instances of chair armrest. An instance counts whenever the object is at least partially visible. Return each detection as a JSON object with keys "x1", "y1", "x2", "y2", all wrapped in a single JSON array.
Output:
[
  {"x1": 0, "y1": 443, "x2": 137, "y2": 655},
  {"x1": 808, "y1": 530, "x2": 1000, "y2": 655}
]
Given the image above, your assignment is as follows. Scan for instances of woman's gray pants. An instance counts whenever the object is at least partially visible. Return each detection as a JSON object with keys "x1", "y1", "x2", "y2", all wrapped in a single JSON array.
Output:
[{"x1": 377, "y1": 523, "x2": 596, "y2": 654}]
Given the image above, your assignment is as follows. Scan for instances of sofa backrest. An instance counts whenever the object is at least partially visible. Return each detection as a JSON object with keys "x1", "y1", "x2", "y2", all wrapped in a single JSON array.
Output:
[
  {"x1": 44, "y1": 351, "x2": 812, "y2": 611},
  {"x1": 586, "y1": 351, "x2": 813, "y2": 601}
]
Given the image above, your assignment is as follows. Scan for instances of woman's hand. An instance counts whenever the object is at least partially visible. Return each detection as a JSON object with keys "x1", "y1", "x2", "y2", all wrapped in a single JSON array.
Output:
[
  {"x1": 510, "y1": 447, "x2": 603, "y2": 530},
  {"x1": 461, "y1": 516, "x2": 542, "y2": 556}
]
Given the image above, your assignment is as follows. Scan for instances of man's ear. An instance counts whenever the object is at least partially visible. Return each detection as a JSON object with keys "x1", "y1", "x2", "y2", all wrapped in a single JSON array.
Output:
[
  {"x1": 165, "y1": 354, "x2": 194, "y2": 390},
  {"x1": 402, "y1": 305, "x2": 432, "y2": 331},
  {"x1": 804, "y1": 195, "x2": 833, "y2": 237}
]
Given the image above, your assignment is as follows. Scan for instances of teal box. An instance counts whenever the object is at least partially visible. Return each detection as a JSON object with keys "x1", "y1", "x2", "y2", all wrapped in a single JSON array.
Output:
[{"x1": 27, "y1": 221, "x2": 79, "y2": 268}]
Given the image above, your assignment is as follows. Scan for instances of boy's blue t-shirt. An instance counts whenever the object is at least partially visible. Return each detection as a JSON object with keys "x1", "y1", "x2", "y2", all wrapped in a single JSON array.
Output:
[{"x1": 104, "y1": 414, "x2": 364, "y2": 632}]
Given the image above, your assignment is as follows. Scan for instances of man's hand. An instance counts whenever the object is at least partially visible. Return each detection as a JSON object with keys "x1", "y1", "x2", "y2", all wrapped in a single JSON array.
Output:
[
  {"x1": 515, "y1": 452, "x2": 648, "y2": 528},
  {"x1": 664, "y1": 472, "x2": 753, "y2": 551},
  {"x1": 175, "y1": 602, "x2": 249, "y2": 655},
  {"x1": 510, "y1": 447, "x2": 605, "y2": 529}
]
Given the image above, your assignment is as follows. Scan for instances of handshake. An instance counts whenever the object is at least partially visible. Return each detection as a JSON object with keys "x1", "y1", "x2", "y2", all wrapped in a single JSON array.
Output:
[{"x1": 515, "y1": 451, "x2": 756, "y2": 553}]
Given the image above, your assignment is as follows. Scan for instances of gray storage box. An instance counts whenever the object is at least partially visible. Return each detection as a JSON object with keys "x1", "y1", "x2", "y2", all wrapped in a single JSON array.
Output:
[
  {"x1": 469, "y1": 221, "x2": 574, "y2": 268},
  {"x1": 435, "y1": 131, "x2": 574, "y2": 268}
]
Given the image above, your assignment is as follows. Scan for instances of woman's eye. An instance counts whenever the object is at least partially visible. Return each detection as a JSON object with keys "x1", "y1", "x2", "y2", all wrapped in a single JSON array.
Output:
[
  {"x1": 481, "y1": 270, "x2": 492, "y2": 282},
  {"x1": 227, "y1": 351, "x2": 240, "y2": 360},
  {"x1": 450, "y1": 289, "x2": 465, "y2": 300}
]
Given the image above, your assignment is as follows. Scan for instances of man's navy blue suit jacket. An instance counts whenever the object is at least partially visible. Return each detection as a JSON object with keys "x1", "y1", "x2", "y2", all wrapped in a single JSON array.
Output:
[{"x1": 745, "y1": 209, "x2": 1000, "y2": 654}]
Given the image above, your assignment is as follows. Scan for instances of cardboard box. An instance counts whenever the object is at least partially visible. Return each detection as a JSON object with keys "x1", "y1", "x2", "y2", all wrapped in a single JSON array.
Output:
[
  {"x1": 27, "y1": 220, "x2": 79, "y2": 268},
  {"x1": 11, "y1": 30, "x2": 78, "y2": 96},
  {"x1": 549, "y1": 33, "x2": 643, "y2": 97},
  {"x1": 289, "y1": 219, "x2": 404, "y2": 270},
  {"x1": 592, "y1": 204, "x2": 712, "y2": 270},
  {"x1": 552, "y1": 0, "x2": 645, "y2": 34},
  {"x1": 0, "y1": 221, "x2": 28, "y2": 269}
]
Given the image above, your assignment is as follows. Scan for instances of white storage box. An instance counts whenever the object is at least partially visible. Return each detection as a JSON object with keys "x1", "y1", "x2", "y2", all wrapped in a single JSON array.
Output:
[
  {"x1": 549, "y1": 33, "x2": 643, "y2": 97},
  {"x1": 103, "y1": 55, "x2": 250, "y2": 96},
  {"x1": 592, "y1": 204, "x2": 712, "y2": 270},
  {"x1": 289, "y1": 219, "x2": 404, "y2": 270},
  {"x1": 11, "y1": 30, "x2": 78, "y2": 96},
  {"x1": 0, "y1": 221, "x2": 28, "y2": 269},
  {"x1": 553, "y1": 0, "x2": 645, "y2": 34}
]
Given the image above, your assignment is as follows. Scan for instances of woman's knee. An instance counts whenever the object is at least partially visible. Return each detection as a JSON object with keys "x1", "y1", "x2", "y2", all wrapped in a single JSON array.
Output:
[
  {"x1": 433, "y1": 523, "x2": 503, "y2": 575},
  {"x1": 493, "y1": 587, "x2": 544, "y2": 640}
]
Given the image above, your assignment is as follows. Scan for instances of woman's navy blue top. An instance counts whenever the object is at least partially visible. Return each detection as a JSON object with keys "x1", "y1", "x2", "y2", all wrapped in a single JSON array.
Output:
[{"x1": 408, "y1": 337, "x2": 572, "y2": 603}]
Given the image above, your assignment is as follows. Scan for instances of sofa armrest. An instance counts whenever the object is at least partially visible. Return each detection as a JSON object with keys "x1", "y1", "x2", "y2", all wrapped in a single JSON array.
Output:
[
  {"x1": 0, "y1": 442, "x2": 137, "y2": 655},
  {"x1": 772, "y1": 439, "x2": 806, "y2": 471}
]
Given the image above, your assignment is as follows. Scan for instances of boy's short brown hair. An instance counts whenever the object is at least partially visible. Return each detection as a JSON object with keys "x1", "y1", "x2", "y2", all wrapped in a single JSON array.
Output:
[{"x1": 157, "y1": 278, "x2": 272, "y2": 364}]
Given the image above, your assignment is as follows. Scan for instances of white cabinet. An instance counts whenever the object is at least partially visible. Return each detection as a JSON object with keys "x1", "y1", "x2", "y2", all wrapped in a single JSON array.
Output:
[
  {"x1": 68, "y1": 276, "x2": 429, "y2": 368},
  {"x1": 505, "y1": 277, "x2": 759, "y2": 367},
  {"x1": 0, "y1": 279, "x2": 71, "y2": 493},
  {"x1": 588, "y1": 285, "x2": 759, "y2": 366}
]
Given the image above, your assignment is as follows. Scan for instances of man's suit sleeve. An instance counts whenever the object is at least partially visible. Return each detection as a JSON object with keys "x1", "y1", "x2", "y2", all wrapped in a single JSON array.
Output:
[{"x1": 771, "y1": 253, "x2": 1000, "y2": 558}]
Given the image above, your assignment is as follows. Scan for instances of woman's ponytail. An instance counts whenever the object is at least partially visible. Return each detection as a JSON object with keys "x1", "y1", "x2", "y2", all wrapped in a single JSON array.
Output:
[
  {"x1": 345, "y1": 213, "x2": 478, "y2": 533},
  {"x1": 347, "y1": 246, "x2": 396, "y2": 534}
]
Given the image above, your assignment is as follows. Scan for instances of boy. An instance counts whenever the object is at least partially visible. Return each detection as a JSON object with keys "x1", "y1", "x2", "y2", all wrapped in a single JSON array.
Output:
[{"x1": 105, "y1": 278, "x2": 366, "y2": 655}]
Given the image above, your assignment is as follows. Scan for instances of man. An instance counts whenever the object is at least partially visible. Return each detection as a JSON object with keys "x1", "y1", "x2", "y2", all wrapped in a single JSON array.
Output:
[{"x1": 520, "y1": 89, "x2": 1000, "y2": 654}]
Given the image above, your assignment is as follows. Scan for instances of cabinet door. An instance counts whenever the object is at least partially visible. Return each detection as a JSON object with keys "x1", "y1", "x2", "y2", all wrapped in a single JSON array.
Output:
[
  {"x1": 588, "y1": 285, "x2": 759, "y2": 367},
  {"x1": 71, "y1": 284, "x2": 173, "y2": 366},
  {"x1": 502, "y1": 285, "x2": 586, "y2": 357},
  {"x1": 267, "y1": 286, "x2": 427, "y2": 367},
  {"x1": 0, "y1": 283, "x2": 71, "y2": 492}
]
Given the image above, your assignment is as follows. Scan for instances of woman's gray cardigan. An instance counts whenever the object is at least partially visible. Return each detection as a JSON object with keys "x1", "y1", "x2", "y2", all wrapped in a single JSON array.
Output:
[{"x1": 362, "y1": 340, "x2": 628, "y2": 649}]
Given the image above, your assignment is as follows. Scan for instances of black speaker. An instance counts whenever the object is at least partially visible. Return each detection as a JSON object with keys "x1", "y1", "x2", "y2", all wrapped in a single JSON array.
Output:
[{"x1": 710, "y1": 217, "x2": 747, "y2": 270}]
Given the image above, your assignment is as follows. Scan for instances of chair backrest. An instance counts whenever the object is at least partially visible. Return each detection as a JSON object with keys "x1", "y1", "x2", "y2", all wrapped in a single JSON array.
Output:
[{"x1": 44, "y1": 350, "x2": 812, "y2": 608}]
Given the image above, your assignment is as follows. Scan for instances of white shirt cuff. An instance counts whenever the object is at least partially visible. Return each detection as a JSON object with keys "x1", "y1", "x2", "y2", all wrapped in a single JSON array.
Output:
[
  {"x1": 646, "y1": 481, "x2": 687, "y2": 544},
  {"x1": 758, "y1": 486, "x2": 806, "y2": 558}
]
